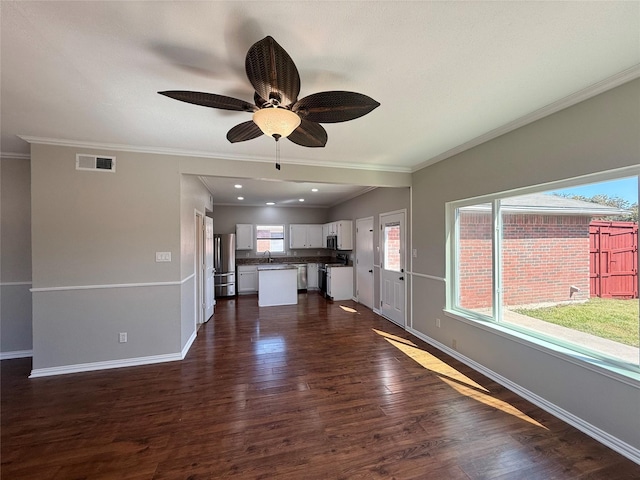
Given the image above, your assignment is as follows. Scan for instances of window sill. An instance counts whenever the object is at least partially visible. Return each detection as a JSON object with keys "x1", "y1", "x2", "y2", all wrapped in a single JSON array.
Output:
[{"x1": 443, "y1": 309, "x2": 640, "y2": 388}]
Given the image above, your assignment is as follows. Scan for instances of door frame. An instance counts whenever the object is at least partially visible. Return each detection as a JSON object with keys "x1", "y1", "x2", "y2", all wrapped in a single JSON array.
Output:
[
  {"x1": 194, "y1": 209, "x2": 205, "y2": 327},
  {"x1": 204, "y1": 215, "x2": 214, "y2": 322},
  {"x1": 379, "y1": 209, "x2": 407, "y2": 327}
]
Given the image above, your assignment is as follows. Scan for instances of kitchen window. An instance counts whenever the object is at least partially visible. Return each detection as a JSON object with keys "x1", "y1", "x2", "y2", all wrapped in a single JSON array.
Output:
[
  {"x1": 256, "y1": 225, "x2": 285, "y2": 253},
  {"x1": 447, "y1": 166, "x2": 639, "y2": 375}
]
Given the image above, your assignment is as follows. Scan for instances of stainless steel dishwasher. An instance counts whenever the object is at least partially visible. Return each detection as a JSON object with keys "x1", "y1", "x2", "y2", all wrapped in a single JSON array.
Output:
[{"x1": 293, "y1": 264, "x2": 307, "y2": 290}]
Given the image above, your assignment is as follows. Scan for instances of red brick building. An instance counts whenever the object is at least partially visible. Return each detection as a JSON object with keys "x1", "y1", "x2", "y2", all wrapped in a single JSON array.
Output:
[{"x1": 458, "y1": 193, "x2": 628, "y2": 310}]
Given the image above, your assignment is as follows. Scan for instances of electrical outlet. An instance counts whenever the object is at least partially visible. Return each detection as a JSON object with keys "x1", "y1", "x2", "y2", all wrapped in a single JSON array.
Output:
[
  {"x1": 119, "y1": 332, "x2": 127, "y2": 343},
  {"x1": 413, "y1": 248, "x2": 418, "y2": 258},
  {"x1": 436, "y1": 318, "x2": 441, "y2": 328},
  {"x1": 452, "y1": 339, "x2": 457, "y2": 350}
]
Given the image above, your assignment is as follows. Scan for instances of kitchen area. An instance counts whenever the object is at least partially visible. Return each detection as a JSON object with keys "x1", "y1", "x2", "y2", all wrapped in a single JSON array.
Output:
[{"x1": 214, "y1": 219, "x2": 355, "y2": 307}]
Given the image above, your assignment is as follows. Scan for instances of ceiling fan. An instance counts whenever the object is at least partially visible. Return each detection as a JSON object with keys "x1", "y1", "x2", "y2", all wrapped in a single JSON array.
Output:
[{"x1": 159, "y1": 36, "x2": 380, "y2": 156}]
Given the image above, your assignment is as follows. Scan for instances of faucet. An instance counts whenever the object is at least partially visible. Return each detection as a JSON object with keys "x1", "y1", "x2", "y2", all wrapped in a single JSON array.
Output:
[{"x1": 264, "y1": 250, "x2": 272, "y2": 263}]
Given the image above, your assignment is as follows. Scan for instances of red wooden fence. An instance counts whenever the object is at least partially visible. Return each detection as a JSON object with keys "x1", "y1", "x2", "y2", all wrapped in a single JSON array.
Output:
[{"x1": 589, "y1": 221, "x2": 638, "y2": 299}]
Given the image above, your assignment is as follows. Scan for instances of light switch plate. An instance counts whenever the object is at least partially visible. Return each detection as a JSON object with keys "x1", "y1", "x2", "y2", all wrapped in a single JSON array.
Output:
[{"x1": 156, "y1": 252, "x2": 171, "y2": 262}]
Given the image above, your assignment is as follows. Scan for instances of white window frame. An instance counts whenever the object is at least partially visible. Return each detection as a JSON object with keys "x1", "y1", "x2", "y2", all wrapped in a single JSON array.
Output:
[
  {"x1": 255, "y1": 224, "x2": 286, "y2": 254},
  {"x1": 445, "y1": 165, "x2": 640, "y2": 380}
]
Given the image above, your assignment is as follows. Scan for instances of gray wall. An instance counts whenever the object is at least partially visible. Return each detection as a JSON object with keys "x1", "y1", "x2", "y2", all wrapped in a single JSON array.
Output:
[
  {"x1": 30, "y1": 145, "x2": 182, "y2": 371},
  {"x1": 410, "y1": 79, "x2": 640, "y2": 451},
  {"x1": 0, "y1": 157, "x2": 33, "y2": 356},
  {"x1": 328, "y1": 187, "x2": 411, "y2": 310}
]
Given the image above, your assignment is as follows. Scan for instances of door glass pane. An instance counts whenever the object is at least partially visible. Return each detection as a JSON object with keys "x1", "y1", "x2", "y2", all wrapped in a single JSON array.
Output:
[
  {"x1": 384, "y1": 224, "x2": 401, "y2": 272},
  {"x1": 456, "y1": 204, "x2": 493, "y2": 315}
]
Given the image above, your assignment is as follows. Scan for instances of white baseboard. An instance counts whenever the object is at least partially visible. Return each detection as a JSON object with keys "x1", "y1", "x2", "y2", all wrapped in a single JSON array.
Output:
[
  {"x1": 27, "y1": 327, "x2": 198, "y2": 378},
  {"x1": 181, "y1": 330, "x2": 197, "y2": 359},
  {"x1": 29, "y1": 352, "x2": 182, "y2": 378},
  {"x1": 0, "y1": 349, "x2": 33, "y2": 360},
  {"x1": 407, "y1": 327, "x2": 640, "y2": 466}
]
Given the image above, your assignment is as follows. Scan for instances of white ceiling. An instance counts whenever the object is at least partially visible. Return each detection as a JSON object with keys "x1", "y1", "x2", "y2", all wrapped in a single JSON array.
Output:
[{"x1": 1, "y1": 1, "x2": 639, "y2": 205}]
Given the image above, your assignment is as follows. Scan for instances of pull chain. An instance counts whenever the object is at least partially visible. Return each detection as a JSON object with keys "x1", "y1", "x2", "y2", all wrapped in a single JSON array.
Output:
[{"x1": 273, "y1": 134, "x2": 281, "y2": 170}]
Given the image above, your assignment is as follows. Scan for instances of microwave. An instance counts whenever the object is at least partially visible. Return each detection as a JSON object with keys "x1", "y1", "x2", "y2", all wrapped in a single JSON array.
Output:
[{"x1": 326, "y1": 235, "x2": 337, "y2": 250}]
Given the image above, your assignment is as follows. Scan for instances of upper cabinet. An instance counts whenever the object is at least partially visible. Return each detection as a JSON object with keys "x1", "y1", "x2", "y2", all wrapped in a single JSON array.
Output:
[
  {"x1": 323, "y1": 220, "x2": 353, "y2": 250},
  {"x1": 335, "y1": 220, "x2": 353, "y2": 250},
  {"x1": 236, "y1": 224, "x2": 253, "y2": 250},
  {"x1": 290, "y1": 224, "x2": 323, "y2": 249}
]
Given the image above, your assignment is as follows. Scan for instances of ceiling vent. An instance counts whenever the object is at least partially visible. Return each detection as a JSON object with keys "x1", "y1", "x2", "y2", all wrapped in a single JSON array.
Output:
[{"x1": 76, "y1": 154, "x2": 116, "y2": 172}]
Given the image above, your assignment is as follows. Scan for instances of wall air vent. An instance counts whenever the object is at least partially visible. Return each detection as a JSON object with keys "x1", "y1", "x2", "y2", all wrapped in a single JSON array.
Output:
[{"x1": 76, "y1": 154, "x2": 116, "y2": 172}]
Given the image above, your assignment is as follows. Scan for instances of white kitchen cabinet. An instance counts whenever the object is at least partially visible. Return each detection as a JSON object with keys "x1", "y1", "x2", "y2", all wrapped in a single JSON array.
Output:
[
  {"x1": 336, "y1": 220, "x2": 353, "y2": 250},
  {"x1": 327, "y1": 266, "x2": 353, "y2": 300},
  {"x1": 236, "y1": 224, "x2": 253, "y2": 250},
  {"x1": 237, "y1": 265, "x2": 258, "y2": 294},
  {"x1": 307, "y1": 263, "x2": 319, "y2": 289},
  {"x1": 325, "y1": 220, "x2": 353, "y2": 250},
  {"x1": 289, "y1": 224, "x2": 323, "y2": 249},
  {"x1": 322, "y1": 223, "x2": 331, "y2": 247}
]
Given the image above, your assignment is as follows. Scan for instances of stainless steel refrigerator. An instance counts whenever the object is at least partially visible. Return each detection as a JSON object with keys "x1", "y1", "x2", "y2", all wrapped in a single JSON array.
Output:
[{"x1": 214, "y1": 233, "x2": 236, "y2": 297}]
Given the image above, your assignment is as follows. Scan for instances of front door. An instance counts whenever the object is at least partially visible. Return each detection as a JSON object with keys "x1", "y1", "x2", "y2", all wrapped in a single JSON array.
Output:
[
  {"x1": 380, "y1": 210, "x2": 406, "y2": 326},
  {"x1": 356, "y1": 217, "x2": 374, "y2": 309}
]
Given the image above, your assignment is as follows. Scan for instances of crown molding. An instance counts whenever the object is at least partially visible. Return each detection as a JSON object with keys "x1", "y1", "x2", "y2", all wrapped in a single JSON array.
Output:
[
  {"x1": 18, "y1": 136, "x2": 412, "y2": 174},
  {"x1": 411, "y1": 65, "x2": 640, "y2": 173}
]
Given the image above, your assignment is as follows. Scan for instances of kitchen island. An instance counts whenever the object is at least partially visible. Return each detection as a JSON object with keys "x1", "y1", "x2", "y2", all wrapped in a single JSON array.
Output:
[{"x1": 257, "y1": 264, "x2": 298, "y2": 307}]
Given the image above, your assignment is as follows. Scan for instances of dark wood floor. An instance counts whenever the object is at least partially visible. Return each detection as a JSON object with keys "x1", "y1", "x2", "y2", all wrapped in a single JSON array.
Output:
[{"x1": 2, "y1": 293, "x2": 639, "y2": 479}]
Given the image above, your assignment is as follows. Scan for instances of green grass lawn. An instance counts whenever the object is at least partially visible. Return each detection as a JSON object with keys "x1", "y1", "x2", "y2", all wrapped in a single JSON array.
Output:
[{"x1": 514, "y1": 298, "x2": 639, "y2": 347}]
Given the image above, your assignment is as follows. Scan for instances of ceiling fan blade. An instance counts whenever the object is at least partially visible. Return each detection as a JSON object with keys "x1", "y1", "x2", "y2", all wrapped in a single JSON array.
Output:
[
  {"x1": 287, "y1": 119, "x2": 327, "y2": 148},
  {"x1": 292, "y1": 91, "x2": 380, "y2": 123},
  {"x1": 245, "y1": 36, "x2": 301, "y2": 107},
  {"x1": 159, "y1": 91, "x2": 257, "y2": 112},
  {"x1": 227, "y1": 121, "x2": 264, "y2": 143}
]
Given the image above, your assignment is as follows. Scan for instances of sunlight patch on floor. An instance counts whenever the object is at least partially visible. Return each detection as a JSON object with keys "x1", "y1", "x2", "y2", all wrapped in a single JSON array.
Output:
[
  {"x1": 438, "y1": 376, "x2": 547, "y2": 428},
  {"x1": 377, "y1": 332, "x2": 547, "y2": 429},
  {"x1": 372, "y1": 328, "x2": 417, "y2": 347},
  {"x1": 339, "y1": 305, "x2": 359, "y2": 313}
]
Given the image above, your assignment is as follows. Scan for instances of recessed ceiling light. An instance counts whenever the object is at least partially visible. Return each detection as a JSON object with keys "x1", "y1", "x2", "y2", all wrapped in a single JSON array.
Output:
[
  {"x1": 311, "y1": 188, "x2": 318, "y2": 192},
  {"x1": 299, "y1": 198, "x2": 305, "y2": 202},
  {"x1": 234, "y1": 184, "x2": 242, "y2": 189},
  {"x1": 237, "y1": 196, "x2": 244, "y2": 200},
  {"x1": 266, "y1": 202, "x2": 275, "y2": 205}
]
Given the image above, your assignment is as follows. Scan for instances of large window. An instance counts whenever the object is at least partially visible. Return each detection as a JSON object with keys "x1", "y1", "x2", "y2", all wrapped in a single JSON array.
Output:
[
  {"x1": 448, "y1": 168, "x2": 639, "y2": 373},
  {"x1": 256, "y1": 225, "x2": 285, "y2": 253}
]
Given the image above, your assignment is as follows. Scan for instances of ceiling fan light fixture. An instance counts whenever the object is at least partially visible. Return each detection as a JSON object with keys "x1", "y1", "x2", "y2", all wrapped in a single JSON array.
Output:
[{"x1": 252, "y1": 107, "x2": 301, "y2": 139}]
